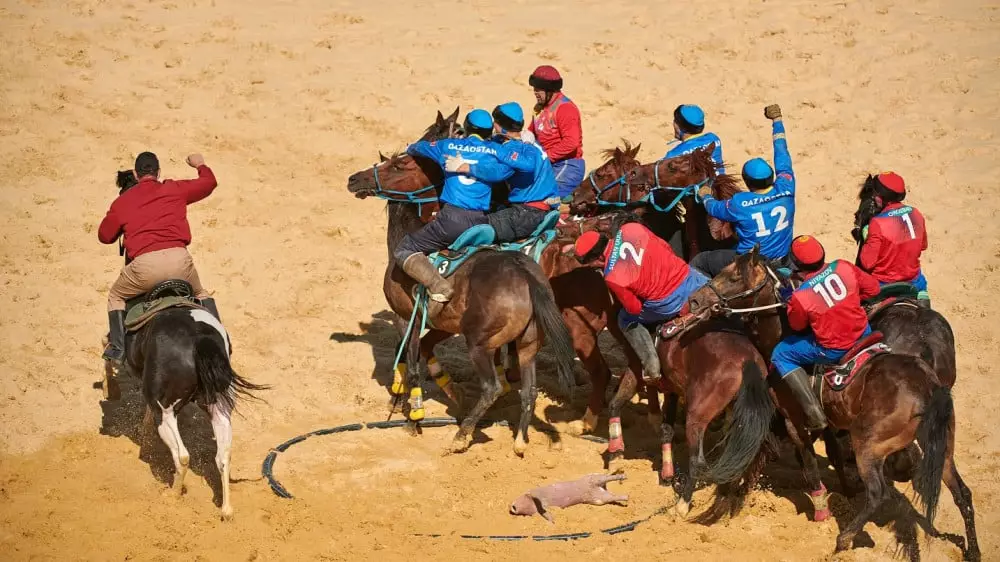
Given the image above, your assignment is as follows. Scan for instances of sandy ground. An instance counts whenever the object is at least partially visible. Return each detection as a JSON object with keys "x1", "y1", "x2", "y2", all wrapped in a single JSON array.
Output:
[{"x1": 2, "y1": 0, "x2": 999, "y2": 560}]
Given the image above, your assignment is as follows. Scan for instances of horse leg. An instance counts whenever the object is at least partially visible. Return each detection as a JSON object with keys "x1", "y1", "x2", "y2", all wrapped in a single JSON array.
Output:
[
  {"x1": 835, "y1": 452, "x2": 888, "y2": 552},
  {"x1": 513, "y1": 339, "x2": 540, "y2": 457},
  {"x1": 420, "y1": 330, "x2": 461, "y2": 406},
  {"x1": 403, "y1": 320, "x2": 426, "y2": 432},
  {"x1": 822, "y1": 427, "x2": 856, "y2": 495},
  {"x1": 448, "y1": 345, "x2": 502, "y2": 454},
  {"x1": 566, "y1": 322, "x2": 609, "y2": 436},
  {"x1": 208, "y1": 400, "x2": 234, "y2": 521},
  {"x1": 606, "y1": 367, "x2": 638, "y2": 472},
  {"x1": 784, "y1": 418, "x2": 830, "y2": 521},
  {"x1": 155, "y1": 399, "x2": 190, "y2": 497},
  {"x1": 659, "y1": 393, "x2": 679, "y2": 485},
  {"x1": 942, "y1": 447, "x2": 980, "y2": 560},
  {"x1": 673, "y1": 415, "x2": 707, "y2": 518}
]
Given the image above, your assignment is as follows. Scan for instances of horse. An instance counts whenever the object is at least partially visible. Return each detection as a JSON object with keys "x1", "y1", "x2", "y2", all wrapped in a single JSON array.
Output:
[
  {"x1": 108, "y1": 279, "x2": 268, "y2": 521},
  {"x1": 578, "y1": 214, "x2": 775, "y2": 520},
  {"x1": 687, "y1": 251, "x2": 980, "y2": 559},
  {"x1": 347, "y1": 131, "x2": 578, "y2": 457},
  {"x1": 571, "y1": 142, "x2": 739, "y2": 261},
  {"x1": 352, "y1": 120, "x2": 660, "y2": 440}
]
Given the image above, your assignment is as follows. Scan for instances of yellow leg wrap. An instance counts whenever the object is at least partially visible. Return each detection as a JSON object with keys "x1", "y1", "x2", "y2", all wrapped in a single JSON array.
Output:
[
  {"x1": 408, "y1": 387, "x2": 425, "y2": 421},
  {"x1": 391, "y1": 363, "x2": 409, "y2": 395},
  {"x1": 433, "y1": 372, "x2": 452, "y2": 388},
  {"x1": 496, "y1": 365, "x2": 511, "y2": 394}
]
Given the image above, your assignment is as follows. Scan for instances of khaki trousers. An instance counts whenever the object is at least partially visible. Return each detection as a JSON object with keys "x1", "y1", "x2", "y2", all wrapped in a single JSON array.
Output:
[{"x1": 107, "y1": 247, "x2": 210, "y2": 311}]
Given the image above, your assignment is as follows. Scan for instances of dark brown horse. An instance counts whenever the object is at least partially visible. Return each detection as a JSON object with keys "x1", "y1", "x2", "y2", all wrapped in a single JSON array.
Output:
[
  {"x1": 347, "y1": 118, "x2": 577, "y2": 457},
  {"x1": 578, "y1": 214, "x2": 776, "y2": 520},
  {"x1": 688, "y1": 251, "x2": 980, "y2": 560}
]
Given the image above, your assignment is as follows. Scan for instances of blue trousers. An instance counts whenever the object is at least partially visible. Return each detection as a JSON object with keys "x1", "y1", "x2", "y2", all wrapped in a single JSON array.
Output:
[
  {"x1": 879, "y1": 269, "x2": 929, "y2": 299},
  {"x1": 553, "y1": 158, "x2": 586, "y2": 200},
  {"x1": 771, "y1": 325, "x2": 872, "y2": 377},
  {"x1": 618, "y1": 269, "x2": 709, "y2": 329}
]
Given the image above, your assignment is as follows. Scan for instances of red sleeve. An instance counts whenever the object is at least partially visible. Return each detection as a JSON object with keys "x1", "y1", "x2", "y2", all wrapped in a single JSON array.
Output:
[
  {"x1": 98, "y1": 205, "x2": 123, "y2": 244},
  {"x1": 175, "y1": 165, "x2": 218, "y2": 204},
  {"x1": 857, "y1": 222, "x2": 881, "y2": 272},
  {"x1": 547, "y1": 103, "x2": 582, "y2": 161},
  {"x1": 786, "y1": 294, "x2": 809, "y2": 332},
  {"x1": 528, "y1": 117, "x2": 537, "y2": 135},
  {"x1": 607, "y1": 281, "x2": 642, "y2": 315},
  {"x1": 854, "y1": 266, "x2": 882, "y2": 299}
]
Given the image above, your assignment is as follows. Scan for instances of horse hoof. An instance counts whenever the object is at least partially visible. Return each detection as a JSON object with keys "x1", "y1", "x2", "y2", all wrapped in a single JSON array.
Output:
[
  {"x1": 673, "y1": 498, "x2": 690, "y2": 518},
  {"x1": 445, "y1": 434, "x2": 471, "y2": 455},
  {"x1": 513, "y1": 436, "x2": 527, "y2": 457},
  {"x1": 220, "y1": 505, "x2": 234, "y2": 522},
  {"x1": 566, "y1": 420, "x2": 586, "y2": 436}
]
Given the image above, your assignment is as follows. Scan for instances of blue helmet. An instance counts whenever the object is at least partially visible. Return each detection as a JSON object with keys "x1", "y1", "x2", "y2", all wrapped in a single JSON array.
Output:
[
  {"x1": 742, "y1": 158, "x2": 774, "y2": 191},
  {"x1": 674, "y1": 104, "x2": 705, "y2": 133},
  {"x1": 492, "y1": 102, "x2": 524, "y2": 132},
  {"x1": 464, "y1": 109, "x2": 493, "y2": 138}
]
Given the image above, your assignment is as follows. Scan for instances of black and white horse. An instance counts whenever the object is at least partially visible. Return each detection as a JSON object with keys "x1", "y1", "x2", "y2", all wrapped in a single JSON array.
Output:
[{"x1": 109, "y1": 280, "x2": 267, "y2": 520}]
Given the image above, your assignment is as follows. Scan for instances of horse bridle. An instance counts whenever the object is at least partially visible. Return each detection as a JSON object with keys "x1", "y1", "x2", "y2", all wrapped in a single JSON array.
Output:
[
  {"x1": 589, "y1": 157, "x2": 714, "y2": 213},
  {"x1": 367, "y1": 120, "x2": 463, "y2": 212},
  {"x1": 705, "y1": 261, "x2": 783, "y2": 315}
]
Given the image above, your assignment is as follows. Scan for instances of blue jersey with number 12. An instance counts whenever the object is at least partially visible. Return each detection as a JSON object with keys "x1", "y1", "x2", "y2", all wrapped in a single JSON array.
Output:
[{"x1": 701, "y1": 120, "x2": 796, "y2": 259}]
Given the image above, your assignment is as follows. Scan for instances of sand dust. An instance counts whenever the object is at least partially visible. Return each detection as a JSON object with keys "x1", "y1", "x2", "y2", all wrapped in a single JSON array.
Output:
[{"x1": 1, "y1": 0, "x2": 999, "y2": 560}]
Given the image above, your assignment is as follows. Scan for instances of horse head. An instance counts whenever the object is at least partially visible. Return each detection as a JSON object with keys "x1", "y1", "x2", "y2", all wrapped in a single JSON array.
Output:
[
  {"x1": 346, "y1": 108, "x2": 459, "y2": 202},
  {"x1": 567, "y1": 139, "x2": 643, "y2": 215},
  {"x1": 627, "y1": 143, "x2": 737, "y2": 240},
  {"x1": 852, "y1": 174, "x2": 881, "y2": 243},
  {"x1": 687, "y1": 244, "x2": 775, "y2": 315}
]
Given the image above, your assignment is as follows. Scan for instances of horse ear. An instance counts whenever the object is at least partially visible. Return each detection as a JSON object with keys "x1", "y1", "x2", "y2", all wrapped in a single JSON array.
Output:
[
  {"x1": 447, "y1": 106, "x2": 460, "y2": 122},
  {"x1": 750, "y1": 243, "x2": 761, "y2": 262},
  {"x1": 630, "y1": 143, "x2": 642, "y2": 158},
  {"x1": 435, "y1": 110, "x2": 445, "y2": 124},
  {"x1": 379, "y1": 151, "x2": 388, "y2": 163}
]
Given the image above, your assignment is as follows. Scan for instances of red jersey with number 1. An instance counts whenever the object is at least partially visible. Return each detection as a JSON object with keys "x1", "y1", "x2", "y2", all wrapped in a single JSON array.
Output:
[
  {"x1": 787, "y1": 260, "x2": 881, "y2": 350},
  {"x1": 601, "y1": 223, "x2": 689, "y2": 314},
  {"x1": 858, "y1": 202, "x2": 927, "y2": 283}
]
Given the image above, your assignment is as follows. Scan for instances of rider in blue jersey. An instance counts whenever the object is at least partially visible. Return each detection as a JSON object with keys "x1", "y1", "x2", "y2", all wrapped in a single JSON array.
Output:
[
  {"x1": 664, "y1": 104, "x2": 725, "y2": 174},
  {"x1": 447, "y1": 102, "x2": 560, "y2": 243},
  {"x1": 394, "y1": 109, "x2": 497, "y2": 304},
  {"x1": 692, "y1": 104, "x2": 796, "y2": 277}
]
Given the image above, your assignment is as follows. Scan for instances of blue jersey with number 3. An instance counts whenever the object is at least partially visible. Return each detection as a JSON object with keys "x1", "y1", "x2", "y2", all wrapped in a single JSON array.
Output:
[{"x1": 701, "y1": 120, "x2": 796, "y2": 259}]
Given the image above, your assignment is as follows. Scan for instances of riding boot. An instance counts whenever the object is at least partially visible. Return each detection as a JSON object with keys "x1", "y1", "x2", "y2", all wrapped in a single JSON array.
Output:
[
  {"x1": 401, "y1": 253, "x2": 454, "y2": 303},
  {"x1": 102, "y1": 310, "x2": 126, "y2": 366},
  {"x1": 201, "y1": 297, "x2": 221, "y2": 321},
  {"x1": 783, "y1": 367, "x2": 827, "y2": 431},
  {"x1": 622, "y1": 323, "x2": 661, "y2": 382}
]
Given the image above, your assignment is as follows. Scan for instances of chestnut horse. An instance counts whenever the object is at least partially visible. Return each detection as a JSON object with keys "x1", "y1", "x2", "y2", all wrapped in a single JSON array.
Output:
[
  {"x1": 577, "y1": 213, "x2": 776, "y2": 520},
  {"x1": 688, "y1": 251, "x2": 979, "y2": 560}
]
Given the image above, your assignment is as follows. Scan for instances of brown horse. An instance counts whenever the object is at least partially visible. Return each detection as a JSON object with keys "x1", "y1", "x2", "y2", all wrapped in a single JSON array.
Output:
[
  {"x1": 346, "y1": 118, "x2": 577, "y2": 457},
  {"x1": 577, "y1": 214, "x2": 776, "y2": 520},
  {"x1": 352, "y1": 128, "x2": 665, "y2": 438},
  {"x1": 687, "y1": 251, "x2": 980, "y2": 560}
]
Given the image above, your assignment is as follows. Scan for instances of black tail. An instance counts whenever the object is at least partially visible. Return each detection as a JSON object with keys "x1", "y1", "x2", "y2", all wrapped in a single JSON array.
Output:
[
  {"x1": 704, "y1": 360, "x2": 775, "y2": 485},
  {"x1": 914, "y1": 385, "x2": 952, "y2": 523},
  {"x1": 194, "y1": 338, "x2": 270, "y2": 411},
  {"x1": 524, "y1": 269, "x2": 576, "y2": 399}
]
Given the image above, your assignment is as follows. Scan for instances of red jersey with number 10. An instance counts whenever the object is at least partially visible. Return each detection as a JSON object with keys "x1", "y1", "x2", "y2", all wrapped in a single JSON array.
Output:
[
  {"x1": 858, "y1": 202, "x2": 927, "y2": 283},
  {"x1": 787, "y1": 260, "x2": 881, "y2": 350},
  {"x1": 601, "y1": 223, "x2": 689, "y2": 314}
]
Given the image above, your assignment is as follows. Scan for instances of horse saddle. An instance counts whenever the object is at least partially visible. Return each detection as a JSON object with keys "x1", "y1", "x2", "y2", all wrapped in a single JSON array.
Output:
[
  {"x1": 813, "y1": 331, "x2": 892, "y2": 392},
  {"x1": 124, "y1": 279, "x2": 206, "y2": 332},
  {"x1": 429, "y1": 210, "x2": 561, "y2": 278},
  {"x1": 862, "y1": 282, "x2": 921, "y2": 319}
]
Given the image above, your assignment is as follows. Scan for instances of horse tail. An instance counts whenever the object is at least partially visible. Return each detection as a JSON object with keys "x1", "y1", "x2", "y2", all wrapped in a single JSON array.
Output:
[
  {"x1": 194, "y1": 338, "x2": 270, "y2": 410},
  {"x1": 523, "y1": 267, "x2": 576, "y2": 399},
  {"x1": 914, "y1": 384, "x2": 952, "y2": 524},
  {"x1": 704, "y1": 360, "x2": 775, "y2": 485}
]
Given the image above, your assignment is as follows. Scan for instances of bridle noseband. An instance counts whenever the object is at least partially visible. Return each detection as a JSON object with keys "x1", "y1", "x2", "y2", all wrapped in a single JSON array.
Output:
[{"x1": 705, "y1": 262, "x2": 783, "y2": 315}]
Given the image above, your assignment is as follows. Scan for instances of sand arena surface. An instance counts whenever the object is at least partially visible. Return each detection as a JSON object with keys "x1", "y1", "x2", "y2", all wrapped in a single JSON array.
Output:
[{"x1": 1, "y1": 0, "x2": 999, "y2": 559}]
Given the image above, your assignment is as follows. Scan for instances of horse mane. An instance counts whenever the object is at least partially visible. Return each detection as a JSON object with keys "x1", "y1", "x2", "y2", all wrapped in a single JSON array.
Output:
[
  {"x1": 683, "y1": 145, "x2": 740, "y2": 241},
  {"x1": 599, "y1": 139, "x2": 641, "y2": 168}
]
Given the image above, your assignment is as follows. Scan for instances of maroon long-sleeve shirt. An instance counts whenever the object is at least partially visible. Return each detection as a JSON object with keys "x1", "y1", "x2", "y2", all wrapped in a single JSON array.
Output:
[{"x1": 98, "y1": 165, "x2": 217, "y2": 259}]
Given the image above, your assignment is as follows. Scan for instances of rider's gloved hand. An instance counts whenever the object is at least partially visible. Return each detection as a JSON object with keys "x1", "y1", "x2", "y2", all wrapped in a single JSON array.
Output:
[{"x1": 764, "y1": 104, "x2": 782, "y2": 120}]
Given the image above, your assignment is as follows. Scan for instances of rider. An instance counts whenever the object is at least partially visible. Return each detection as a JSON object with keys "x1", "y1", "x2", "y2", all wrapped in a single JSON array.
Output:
[
  {"x1": 664, "y1": 104, "x2": 725, "y2": 173},
  {"x1": 771, "y1": 235, "x2": 881, "y2": 430},
  {"x1": 98, "y1": 152, "x2": 219, "y2": 365},
  {"x1": 573, "y1": 216, "x2": 709, "y2": 382},
  {"x1": 692, "y1": 104, "x2": 795, "y2": 277},
  {"x1": 855, "y1": 172, "x2": 930, "y2": 308},
  {"x1": 394, "y1": 109, "x2": 496, "y2": 305},
  {"x1": 528, "y1": 65, "x2": 585, "y2": 201},
  {"x1": 446, "y1": 102, "x2": 560, "y2": 243}
]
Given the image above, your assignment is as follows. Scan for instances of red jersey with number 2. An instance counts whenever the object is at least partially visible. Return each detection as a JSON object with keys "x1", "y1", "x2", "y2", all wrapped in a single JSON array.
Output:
[
  {"x1": 602, "y1": 223, "x2": 689, "y2": 314},
  {"x1": 787, "y1": 260, "x2": 881, "y2": 350},
  {"x1": 858, "y1": 203, "x2": 927, "y2": 283}
]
